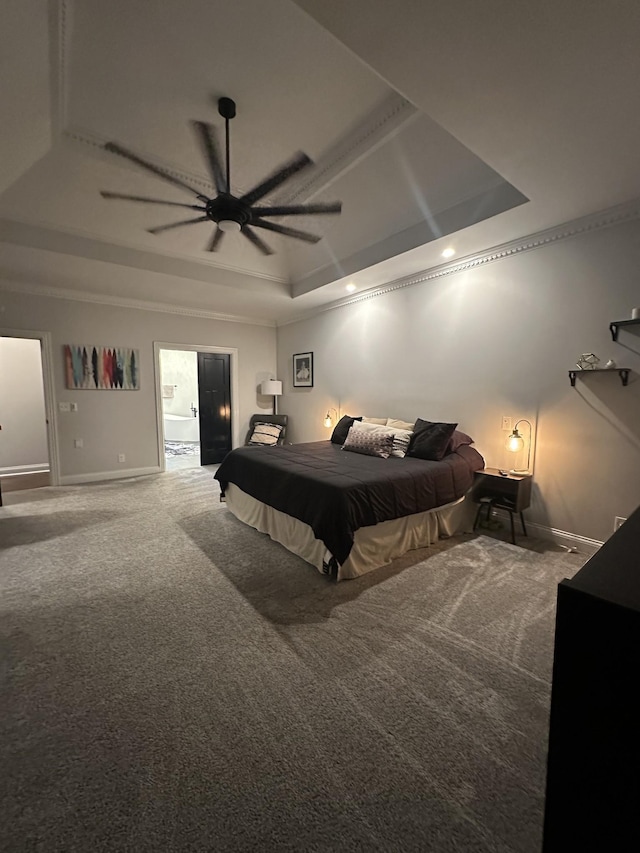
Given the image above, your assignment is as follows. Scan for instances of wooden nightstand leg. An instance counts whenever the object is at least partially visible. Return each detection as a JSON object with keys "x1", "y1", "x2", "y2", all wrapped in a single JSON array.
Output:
[
  {"x1": 509, "y1": 511, "x2": 516, "y2": 544},
  {"x1": 520, "y1": 511, "x2": 528, "y2": 537}
]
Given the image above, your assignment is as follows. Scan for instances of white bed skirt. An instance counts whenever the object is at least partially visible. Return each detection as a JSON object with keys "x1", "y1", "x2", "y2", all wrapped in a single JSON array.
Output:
[{"x1": 223, "y1": 483, "x2": 476, "y2": 580}]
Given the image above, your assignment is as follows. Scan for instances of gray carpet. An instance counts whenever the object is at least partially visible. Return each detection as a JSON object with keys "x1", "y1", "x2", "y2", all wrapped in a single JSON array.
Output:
[{"x1": 0, "y1": 469, "x2": 586, "y2": 852}]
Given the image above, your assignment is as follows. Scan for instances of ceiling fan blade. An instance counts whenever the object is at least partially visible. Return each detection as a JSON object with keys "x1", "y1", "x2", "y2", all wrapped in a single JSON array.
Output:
[
  {"x1": 251, "y1": 218, "x2": 321, "y2": 244},
  {"x1": 242, "y1": 225, "x2": 274, "y2": 255},
  {"x1": 191, "y1": 121, "x2": 226, "y2": 194},
  {"x1": 251, "y1": 202, "x2": 342, "y2": 217},
  {"x1": 147, "y1": 215, "x2": 210, "y2": 235},
  {"x1": 100, "y1": 191, "x2": 206, "y2": 210},
  {"x1": 104, "y1": 142, "x2": 202, "y2": 197},
  {"x1": 206, "y1": 227, "x2": 224, "y2": 252},
  {"x1": 238, "y1": 152, "x2": 313, "y2": 206}
]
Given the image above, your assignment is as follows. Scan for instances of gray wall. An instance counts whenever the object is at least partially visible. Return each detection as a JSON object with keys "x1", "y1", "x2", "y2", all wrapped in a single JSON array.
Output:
[
  {"x1": 0, "y1": 289, "x2": 277, "y2": 481},
  {"x1": 276, "y1": 218, "x2": 640, "y2": 544}
]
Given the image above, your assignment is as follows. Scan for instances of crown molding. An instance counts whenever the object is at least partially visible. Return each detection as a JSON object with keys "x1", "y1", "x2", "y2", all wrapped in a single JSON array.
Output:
[
  {"x1": 63, "y1": 125, "x2": 218, "y2": 197},
  {"x1": 274, "y1": 91, "x2": 418, "y2": 204},
  {"x1": 0, "y1": 278, "x2": 276, "y2": 327},
  {"x1": 277, "y1": 197, "x2": 640, "y2": 326}
]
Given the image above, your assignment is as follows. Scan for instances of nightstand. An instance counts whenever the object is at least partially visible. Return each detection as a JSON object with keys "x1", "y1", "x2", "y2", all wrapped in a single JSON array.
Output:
[{"x1": 472, "y1": 467, "x2": 532, "y2": 544}]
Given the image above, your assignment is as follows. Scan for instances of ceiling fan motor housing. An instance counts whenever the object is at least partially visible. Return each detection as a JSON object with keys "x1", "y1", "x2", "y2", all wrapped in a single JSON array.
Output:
[{"x1": 206, "y1": 194, "x2": 250, "y2": 228}]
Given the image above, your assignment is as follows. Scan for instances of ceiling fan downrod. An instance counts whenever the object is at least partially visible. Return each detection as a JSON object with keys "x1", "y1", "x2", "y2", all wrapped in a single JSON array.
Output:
[{"x1": 218, "y1": 97, "x2": 236, "y2": 194}]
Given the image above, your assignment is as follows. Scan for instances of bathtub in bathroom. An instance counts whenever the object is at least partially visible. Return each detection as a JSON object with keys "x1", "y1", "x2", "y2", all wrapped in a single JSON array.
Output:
[{"x1": 163, "y1": 413, "x2": 200, "y2": 442}]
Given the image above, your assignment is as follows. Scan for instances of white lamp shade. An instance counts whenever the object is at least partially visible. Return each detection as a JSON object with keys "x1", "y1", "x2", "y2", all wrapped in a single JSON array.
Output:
[{"x1": 261, "y1": 380, "x2": 282, "y2": 396}]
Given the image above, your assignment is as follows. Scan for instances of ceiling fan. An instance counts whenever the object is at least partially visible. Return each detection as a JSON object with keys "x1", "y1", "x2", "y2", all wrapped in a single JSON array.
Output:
[{"x1": 101, "y1": 97, "x2": 342, "y2": 255}]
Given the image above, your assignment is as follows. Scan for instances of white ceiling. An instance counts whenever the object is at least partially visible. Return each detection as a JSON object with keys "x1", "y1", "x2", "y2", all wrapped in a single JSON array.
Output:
[{"x1": 1, "y1": 0, "x2": 640, "y2": 324}]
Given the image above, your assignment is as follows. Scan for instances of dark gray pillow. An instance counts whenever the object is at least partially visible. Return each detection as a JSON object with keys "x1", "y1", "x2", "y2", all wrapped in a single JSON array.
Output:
[
  {"x1": 331, "y1": 415, "x2": 362, "y2": 445},
  {"x1": 408, "y1": 419, "x2": 458, "y2": 461}
]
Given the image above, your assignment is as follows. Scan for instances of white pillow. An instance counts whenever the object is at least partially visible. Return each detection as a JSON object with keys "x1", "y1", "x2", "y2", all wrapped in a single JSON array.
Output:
[
  {"x1": 361, "y1": 416, "x2": 388, "y2": 425},
  {"x1": 247, "y1": 422, "x2": 283, "y2": 446},
  {"x1": 386, "y1": 418, "x2": 415, "y2": 431},
  {"x1": 351, "y1": 421, "x2": 391, "y2": 432}
]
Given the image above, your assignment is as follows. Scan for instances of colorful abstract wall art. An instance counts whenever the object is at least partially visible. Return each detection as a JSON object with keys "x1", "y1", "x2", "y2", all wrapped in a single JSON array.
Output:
[{"x1": 64, "y1": 345, "x2": 140, "y2": 390}]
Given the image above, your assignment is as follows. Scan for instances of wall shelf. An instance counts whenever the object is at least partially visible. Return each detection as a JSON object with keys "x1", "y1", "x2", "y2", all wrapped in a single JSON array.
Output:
[
  {"x1": 569, "y1": 368, "x2": 630, "y2": 387},
  {"x1": 609, "y1": 318, "x2": 640, "y2": 341}
]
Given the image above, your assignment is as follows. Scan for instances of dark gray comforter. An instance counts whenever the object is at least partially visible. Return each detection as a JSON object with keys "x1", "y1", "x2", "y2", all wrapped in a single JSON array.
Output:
[{"x1": 214, "y1": 440, "x2": 484, "y2": 565}]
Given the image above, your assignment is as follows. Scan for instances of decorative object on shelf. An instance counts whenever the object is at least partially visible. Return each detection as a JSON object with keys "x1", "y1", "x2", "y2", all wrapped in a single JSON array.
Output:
[
  {"x1": 260, "y1": 379, "x2": 282, "y2": 414},
  {"x1": 505, "y1": 419, "x2": 532, "y2": 474},
  {"x1": 605, "y1": 358, "x2": 617, "y2": 369},
  {"x1": 576, "y1": 353, "x2": 600, "y2": 370},
  {"x1": 324, "y1": 407, "x2": 338, "y2": 428},
  {"x1": 64, "y1": 344, "x2": 140, "y2": 390},
  {"x1": 632, "y1": 307, "x2": 640, "y2": 320},
  {"x1": 293, "y1": 352, "x2": 313, "y2": 388},
  {"x1": 569, "y1": 368, "x2": 630, "y2": 386}
]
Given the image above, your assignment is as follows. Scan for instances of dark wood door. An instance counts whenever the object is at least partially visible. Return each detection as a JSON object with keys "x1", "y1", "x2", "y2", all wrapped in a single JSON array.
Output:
[{"x1": 197, "y1": 352, "x2": 231, "y2": 464}]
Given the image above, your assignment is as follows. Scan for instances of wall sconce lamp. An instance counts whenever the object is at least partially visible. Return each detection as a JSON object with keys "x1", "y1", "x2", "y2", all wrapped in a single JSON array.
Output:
[
  {"x1": 260, "y1": 379, "x2": 282, "y2": 415},
  {"x1": 505, "y1": 419, "x2": 532, "y2": 473},
  {"x1": 324, "y1": 407, "x2": 338, "y2": 428}
]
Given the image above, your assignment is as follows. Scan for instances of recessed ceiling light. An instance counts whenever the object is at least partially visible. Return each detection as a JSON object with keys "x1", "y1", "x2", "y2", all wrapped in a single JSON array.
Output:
[
  {"x1": 441, "y1": 247, "x2": 455, "y2": 258},
  {"x1": 345, "y1": 283, "x2": 356, "y2": 293}
]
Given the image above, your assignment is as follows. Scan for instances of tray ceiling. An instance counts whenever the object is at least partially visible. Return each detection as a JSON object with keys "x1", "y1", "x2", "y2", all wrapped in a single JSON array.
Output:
[{"x1": 2, "y1": 0, "x2": 639, "y2": 323}]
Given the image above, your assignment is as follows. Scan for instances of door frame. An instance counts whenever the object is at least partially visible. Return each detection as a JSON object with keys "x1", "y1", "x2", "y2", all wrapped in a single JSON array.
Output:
[
  {"x1": 0, "y1": 328, "x2": 61, "y2": 486},
  {"x1": 153, "y1": 341, "x2": 239, "y2": 472}
]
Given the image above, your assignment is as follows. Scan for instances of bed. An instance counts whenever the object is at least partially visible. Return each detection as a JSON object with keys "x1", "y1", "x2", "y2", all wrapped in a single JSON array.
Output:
[{"x1": 214, "y1": 417, "x2": 485, "y2": 580}]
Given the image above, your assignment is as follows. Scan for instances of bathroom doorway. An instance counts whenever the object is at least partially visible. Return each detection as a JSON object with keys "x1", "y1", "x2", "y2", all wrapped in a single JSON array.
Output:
[
  {"x1": 154, "y1": 342, "x2": 239, "y2": 473},
  {"x1": 158, "y1": 349, "x2": 201, "y2": 471}
]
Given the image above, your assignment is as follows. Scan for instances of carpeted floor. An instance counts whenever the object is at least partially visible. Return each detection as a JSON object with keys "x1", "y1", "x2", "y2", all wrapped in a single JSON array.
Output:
[{"x1": 0, "y1": 468, "x2": 586, "y2": 852}]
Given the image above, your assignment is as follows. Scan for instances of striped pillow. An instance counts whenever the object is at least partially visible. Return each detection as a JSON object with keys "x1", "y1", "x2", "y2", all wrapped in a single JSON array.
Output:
[
  {"x1": 248, "y1": 422, "x2": 283, "y2": 446},
  {"x1": 390, "y1": 428, "x2": 413, "y2": 458}
]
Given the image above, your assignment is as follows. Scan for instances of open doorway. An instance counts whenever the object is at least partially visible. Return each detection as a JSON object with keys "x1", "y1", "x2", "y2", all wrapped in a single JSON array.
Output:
[
  {"x1": 158, "y1": 349, "x2": 201, "y2": 471},
  {"x1": 0, "y1": 330, "x2": 60, "y2": 497},
  {"x1": 154, "y1": 342, "x2": 239, "y2": 472}
]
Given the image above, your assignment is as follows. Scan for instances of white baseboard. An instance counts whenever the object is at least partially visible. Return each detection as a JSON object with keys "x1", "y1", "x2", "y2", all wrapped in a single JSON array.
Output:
[
  {"x1": 493, "y1": 509, "x2": 602, "y2": 556},
  {"x1": 60, "y1": 466, "x2": 161, "y2": 485},
  {"x1": 0, "y1": 463, "x2": 50, "y2": 476}
]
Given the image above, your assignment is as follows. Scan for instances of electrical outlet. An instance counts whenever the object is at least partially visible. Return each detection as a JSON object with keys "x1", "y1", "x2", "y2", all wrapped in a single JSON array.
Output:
[
  {"x1": 118, "y1": 453, "x2": 126, "y2": 463},
  {"x1": 501, "y1": 416, "x2": 512, "y2": 431},
  {"x1": 74, "y1": 438, "x2": 83, "y2": 448},
  {"x1": 614, "y1": 516, "x2": 627, "y2": 531},
  {"x1": 59, "y1": 402, "x2": 70, "y2": 412}
]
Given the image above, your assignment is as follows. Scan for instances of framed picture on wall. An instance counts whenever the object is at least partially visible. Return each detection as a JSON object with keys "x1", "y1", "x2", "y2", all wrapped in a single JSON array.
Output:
[
  {"x1": 63, "y1": 344, "x2": 140, "y2": 390},
  {"x1": 292, "y1": 352, "x2": 313, "y2": 387}
]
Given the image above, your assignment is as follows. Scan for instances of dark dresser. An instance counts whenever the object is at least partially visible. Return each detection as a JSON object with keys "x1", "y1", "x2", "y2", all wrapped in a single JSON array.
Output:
[{"x1": 543, "y1": 503, "x2": 640, "y2": 851}]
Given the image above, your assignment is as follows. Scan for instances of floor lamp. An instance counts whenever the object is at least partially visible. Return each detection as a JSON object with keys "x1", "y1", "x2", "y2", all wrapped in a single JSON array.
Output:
[{"x1": 261, "y1": 379, "x2": 282, "y2": 415}]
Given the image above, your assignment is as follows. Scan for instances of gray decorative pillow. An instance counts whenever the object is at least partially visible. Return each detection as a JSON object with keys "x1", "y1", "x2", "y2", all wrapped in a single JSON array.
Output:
[
  {"x1": 248, "y1": 422, "x2": 283, "y2": 446},
  {"x1": 342, "y1": 428, "x2": 394, "y2": 458}
]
